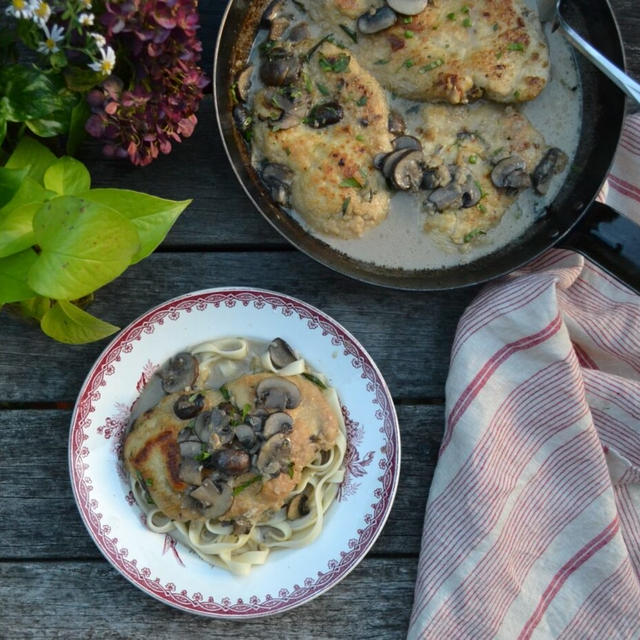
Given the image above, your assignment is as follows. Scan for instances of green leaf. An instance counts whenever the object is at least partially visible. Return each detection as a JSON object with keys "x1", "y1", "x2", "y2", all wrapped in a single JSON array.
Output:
[
  {"x1": 0, "y1": 249, "x2": 38, "y2": 304},
  {"x1": 0, "y1": 177, "x2": 52, "y2": 220},
  {"x1": 63, "y1": 66, "x2": 103, "y2": 92},
  {"x1": 44, "y1": 157, "x2": 91, "y2": 195},
  {"x1": 25, "y1": 116, "x2": 68, "y2": 138},
  {"x1": 78, "y1": 189, "x2": 190, "y2": 263},
  {"x1": 66, "y1": 99, "x2": 90, "y2": 155},
  {"x1": 339, "y1": 177, "x2": 363, "y2": 189},
  {"x1": 0, "y1": 65, "x2": 65, "y2": 122},
  {"x1": 0, "y1": 166, "x2": 29, "y2": 208},
  {"x1": 5, "y1": 136, "x2": 57, "y2": 183},
  {"x1": 16, "y1": 295, "x2": 52, "y2": 321},
  {"x1": 0, "y1": 201, "x2": 38, "y2": 257},
  {"x1": 40, "y1": 299, "x2": 119, "y2": 344},
  {"x1": 28, "y1": 196, "x2": 139, "y2": 300}
]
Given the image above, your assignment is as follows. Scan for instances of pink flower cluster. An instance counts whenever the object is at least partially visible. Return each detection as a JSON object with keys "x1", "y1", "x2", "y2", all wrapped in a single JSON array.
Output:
[{"x1": 85, "y1": 0, "x2": 209, "y2": 166}]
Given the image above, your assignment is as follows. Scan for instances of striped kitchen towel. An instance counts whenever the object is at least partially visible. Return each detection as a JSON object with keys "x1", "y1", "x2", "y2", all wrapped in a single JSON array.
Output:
[{"x1": 408, "y1": 199, "x2": 640, "y2": 634}]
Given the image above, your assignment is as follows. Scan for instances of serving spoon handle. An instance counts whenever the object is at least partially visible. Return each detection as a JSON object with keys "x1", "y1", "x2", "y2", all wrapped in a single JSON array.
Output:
[{"x1": 543, "y1": 0, "x2": 640, "y2": 105}]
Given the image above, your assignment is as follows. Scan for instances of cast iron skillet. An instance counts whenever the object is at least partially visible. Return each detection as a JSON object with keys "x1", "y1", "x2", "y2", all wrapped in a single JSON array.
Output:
[{"x1": 214, "y1": 0, "x2": 640, "y2": 293}]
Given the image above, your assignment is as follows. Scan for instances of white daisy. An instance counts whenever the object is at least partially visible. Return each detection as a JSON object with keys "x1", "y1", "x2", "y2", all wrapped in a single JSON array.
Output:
[
  {"x1": 37, "y1": 22, "x2": 65, "y2": 54},
  {"x1": 78, "y1": 11, "x2": 94, "y2": 26},
  {"x1": 5, "y1": 0, "x2": 32, "y2": 19},
  {"x1": 30, "y1": 0, "x2": 51, "y2": 24},
  {"x1": 89, "y1": 45, "x2": 116, "y2": 75},
  {"x1": 89, "y1": 31, "x2": 106, "y2": 47}
]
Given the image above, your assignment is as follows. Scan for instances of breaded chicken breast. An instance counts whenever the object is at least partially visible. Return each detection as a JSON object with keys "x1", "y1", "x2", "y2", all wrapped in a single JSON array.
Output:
[
  {"x1": 309, "y1": 0, "x2": 549, "y2": 104},
  {"x1": 252, "y1": 41, "x2": 394, "y2": 238}
]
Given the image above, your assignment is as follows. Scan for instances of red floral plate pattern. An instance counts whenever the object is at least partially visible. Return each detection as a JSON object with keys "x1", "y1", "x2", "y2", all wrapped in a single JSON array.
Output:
[{"x1": 69, "y1": 288, "x2": 400, "y2": 618}]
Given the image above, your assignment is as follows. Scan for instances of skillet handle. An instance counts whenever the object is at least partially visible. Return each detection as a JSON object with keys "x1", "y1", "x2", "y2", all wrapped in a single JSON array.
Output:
[{"x1": 559, "y1": 202, "x2": 640, "y2": 294}]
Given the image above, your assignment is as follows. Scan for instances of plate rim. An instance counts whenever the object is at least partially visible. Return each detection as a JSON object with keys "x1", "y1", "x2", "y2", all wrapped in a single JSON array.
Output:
[{"x1": 68, "y1": 286, "x2": 401, "y2": 618}]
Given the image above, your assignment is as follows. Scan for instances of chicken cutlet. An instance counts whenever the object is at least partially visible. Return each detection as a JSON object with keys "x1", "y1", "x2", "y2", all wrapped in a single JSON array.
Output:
[
  {"x1": 251, "y1": 40, "x2": 393, "y2": 238},
  {"x1": 308, "y1": 0, "x2": 549, "y2": 104}
]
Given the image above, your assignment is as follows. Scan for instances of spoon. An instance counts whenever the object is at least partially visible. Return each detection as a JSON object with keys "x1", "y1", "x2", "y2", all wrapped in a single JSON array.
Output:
[{"x1": 537, "y1": 0, "x2": 640, "y2": 105}]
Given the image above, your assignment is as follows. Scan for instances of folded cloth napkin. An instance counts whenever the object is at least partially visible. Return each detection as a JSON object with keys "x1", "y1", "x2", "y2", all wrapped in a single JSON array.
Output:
[{"x1": 408, "y1": 117, "x2": 640, "y2": 640}]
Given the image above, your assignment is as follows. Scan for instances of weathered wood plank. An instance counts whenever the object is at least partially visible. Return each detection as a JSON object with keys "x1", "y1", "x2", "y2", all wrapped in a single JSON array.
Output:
[
  {"x1": 0, "y1": 406, "x2": 443, "y2": 559},
  {"x1": 0, "y1": 252, "x2": 477, "y2": 403},
  {"x1": 0, "y1": 557, "x2": 416, "y2": 639}
]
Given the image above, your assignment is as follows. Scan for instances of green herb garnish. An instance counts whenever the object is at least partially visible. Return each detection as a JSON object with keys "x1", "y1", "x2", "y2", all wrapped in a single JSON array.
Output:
[
  {"x1": 468, "y1": 154, "x2": 477, "y2": 164},
  {"x1": 420, "y1": 58, "x2": 444, "y2": 73},
  {"x1": 220, "y1": 384, "x2": 231, "y2": 401},
  {"x1": 477, "y1": 203, "x2": 487, "y2": 213},
  {"x1": 463, "y1": 229, "x2": 487, "y2": 243},
  {"x1": 287, "y1": 462, "x2": 295, "y2": 478},
  {"x1": 403, "y1": 59, "x2": 415, "y2": 69},
  {"x1": 318, "y1": 53, "x2": 350, "y2": 73},
  {"x1": 241, "y1": 403, "x2": 251, "y2": 420},
  {"x1": 195, "y1": 445, "x2": 211, "y2": 462},
  {"x1": 305, "y1": 33, "x2": 333, "y2": 62},
  {"x1": 355, "y1": 134, "x2": 365, "y2": 142},
  {"x1": 462, "y1": 17, "x2": 472, "y2": 27},
  {"x1": 374, "y1": 58, "x2": 390, "y2": 65},
  {"x1": 316, "y1": 82, "x2": 330, "y2": 96},
  {"x1": 507, "y1": 42, "x2": 524, "y2": 51},
  {"x1": 339, "y1": 177, "x2": 363, "y2": 189},
  {"x1": 340, "y1": 23, "x2": 358, "y2": 43},
  {"x1": 302, "y1": 372, "x2": 328, "y2": 389},
  {"x1": 404, "y1": 30, "x2": 414, "y2": 38},
  {"x1": 447, "y1": 12, "x2": 456, "y2": 20},
  {"x1": 461, "y1": 5, "x2": 470, "y2": 13},
  {"x1": 233, "y1": 475, "x2": 262, "y2": 495},
  {"x1": 356, "y1": 95, "x2": 368, "y2": 106},
  {"x1": 341, "y1": 197, "x2": 351, "y2": 215}
]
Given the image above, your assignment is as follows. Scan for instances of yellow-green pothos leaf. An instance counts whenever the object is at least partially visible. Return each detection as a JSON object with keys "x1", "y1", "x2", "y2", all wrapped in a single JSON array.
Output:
[
  {"x1": 16, "y1": 295, "x2": 53, "y2": 321},
  {"x1": 4, "y1": 135, "x2": 57, "y2": 184},
  {"x1": 40, "y1": 299, "x2": 119, "y2": 344},
  {"x1": 0, "y1": 176, "x2": 52, "y2": 219},
  {"x1": 0, "y1": 249, "x2": 38, "y2": 304},
  {"x1": 28, "y1": 196, "x2": 139, "y2": 300},
  {"x1": 78, "y1": 189, "x2": 191, "y2": 263},
  {"x1": 0, "y1": 201, "x2": 38, "y2": 257},
  {"x1": 43, "y1": 156, "x2": 91, "y2": 195},
  {"x1": 0, "y1": 167, "x2": 29, "y2": 208}
]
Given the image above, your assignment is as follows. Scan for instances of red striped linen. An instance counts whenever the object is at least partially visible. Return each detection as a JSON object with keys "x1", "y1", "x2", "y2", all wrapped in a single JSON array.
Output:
[
  {"x1": 408, "y1": 249, "x2": 640, "y2": 639},
  {"x1": 597, "y1": 114, "x2": 640, "y2": 224}
]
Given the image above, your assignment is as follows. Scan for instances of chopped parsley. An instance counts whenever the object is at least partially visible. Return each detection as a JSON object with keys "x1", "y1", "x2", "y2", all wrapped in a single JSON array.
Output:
[
  {"x1": 403, "y1": 16, "x2": 412, "y2": 24},
  {"x1": 340, "y1": 23, "x2": 358, "y2": 43},
  {"x1": 318, "y1": 53, "x2": 350, "y2": 73},
  {"x1": 341, "y1": 197, "x2": 351, "y2": 215},
  {"x1": 316, "y1": 82, "x2": 330, "y2": 96},
  {"x1": 404, "y1": 30, "x2": 414, "y2": 38},
  {"x1": 507, "y1": 42, "x2": 525, "y2": 51},
  {"x1": 355, "y1": 134, "x2": 365, "y2": 142},
  {"x1": 468, "y1": 154, "x2": 477, "y2": 164},
  {"x1": 241, "y1": 403, "x2": 251, "y2": 420},
  {"x1": 463, "y1": 228, "x2": 487, "y2": 243},
  {"x1": 447, "y1": 12, "x2": 456, "y2": 20},
  {"x1": 477, "y1": 203, "x2": 487, "y2": 213},
  {"x1": 339, "y1": 177, "x2": 363, "y2": 189},
  {"x1": 420, "y1": 58, "x2": 444, "y2": 73},
  {"x1": 462, "y1": 17, "x2": 472, "y2": 27},
  {"x1": 233, "y1": 475, "x2": 261, "y2": 495},
  {"x1": 302, "y1": 372, "x2": 327, "y2": 389},
  {"x1": 356, "y1": 95, "x2": 368, "y2": 106},
  {"x1": 303, "y1": 71, "x2": 313, "y2": 93},
  {"x1": 219, "y1": 384, "x2": 231, "y2": 401},
  {"x1": 461, "y1": 5, "x2": 470, "y2": 13},
  {"x1": 195, "y1": 446, "x2": 211, "y2": 462},
  {"x1": 287, "y1": 462, "x2": 295, "y2": 479},
  {"x1": 403, "y1": 58, "x2": 415, "y2": 69}
]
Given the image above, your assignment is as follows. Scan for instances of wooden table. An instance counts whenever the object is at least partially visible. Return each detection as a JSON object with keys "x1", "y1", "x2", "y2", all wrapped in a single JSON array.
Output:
[{"x1": 1, "y1": 3, "x2": 638, "y2": 637}]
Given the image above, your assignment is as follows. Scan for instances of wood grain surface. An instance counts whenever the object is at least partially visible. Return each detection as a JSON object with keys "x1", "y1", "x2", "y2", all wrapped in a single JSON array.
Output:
[{"x1": 1, "y1": 1, "x2": 638, "y2": 638}]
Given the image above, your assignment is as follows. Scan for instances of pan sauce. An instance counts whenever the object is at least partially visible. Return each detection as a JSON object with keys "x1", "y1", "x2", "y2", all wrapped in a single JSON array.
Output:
[{"x1": 247, "y1": 1, "x2": 582, "y2": 271}]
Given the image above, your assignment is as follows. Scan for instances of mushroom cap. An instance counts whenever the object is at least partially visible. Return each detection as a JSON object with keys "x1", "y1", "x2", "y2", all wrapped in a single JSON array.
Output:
[
  {"x1": 191, "y1": 478, "x2": 233, "y2": 520},
  {"x1": 357, "y1": 6, "x2": 397, "y2": 35},
  {"x1": 392, "y1": 135, "x2": 422, "y2": 152},
  {"x1": 287, "y1": 490, "x2": 311, "y2": 520},
  {"x1": 263, "y1": 411, "x2": 294, "y2": 438},
  {"x1": 532, "y1": 147, "x2": 568, "y2": 195},
  {"x1": 256, "y1": 377, "x2": 301, "y2": 410},
  {"x1": 387, "y1": 0, "x2": 429, "y2": 16},
  {"x1": 491, "y1": 155, "x2": 527, "y2": 188},
  {"x1": 158, "y1": 352, "x2": 198, "y2": 394},
  {"x1": 173, "y1": 393, "x2": 205, "y2": 420},
  {"x1": 257, "y1": 432, "x2": 292, "y2": 477},
  {"x1": 391, "y1": 149, "x2": 424, "y2": 191},
  {"x1": 268, "y1": 337, "x2": 298, "y2": 370}
]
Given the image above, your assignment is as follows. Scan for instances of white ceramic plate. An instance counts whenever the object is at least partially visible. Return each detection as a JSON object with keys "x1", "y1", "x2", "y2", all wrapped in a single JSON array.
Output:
[{"x1": 69, "y1": 287, "x2": 400, "y2": 618}]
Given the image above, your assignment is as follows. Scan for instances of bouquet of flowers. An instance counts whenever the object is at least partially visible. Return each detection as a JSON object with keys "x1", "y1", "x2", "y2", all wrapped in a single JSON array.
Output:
[
  {"x1": 2, "y1": 0, "x2": 209, "y2": 165},
  {"x1": 0, "y1": 0, "x2": 208, "y2": 343}
]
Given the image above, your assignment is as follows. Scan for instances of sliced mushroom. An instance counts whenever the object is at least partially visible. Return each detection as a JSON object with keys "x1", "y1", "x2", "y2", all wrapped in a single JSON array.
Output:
[
  {"x1": 209, "y1": 448, "x2": 251, "y2": 476},
  {"x1": 491, "y1": 155, "x2": 526, "y2": 188},
  {"x1": 392, "y1": 135, "x2": 422, "y2": 152},
  {"x1": 287, "y1": 22, "x2": 310, "y2": 42},
  {"x1": 262, "y1": 163, "x2": 294, "y2": 206},
  {"x1": 357, "y1": 6, "x2": 397, "y2": 34},
  {"x1": 388, "y1": 110, "x2": 406, "y2": 135},
  {"x1": 260, "y1": 50, "x2": 301, "y2": 87},
  {"x1": 158, "y1": 352, "x2": 198, "y2": 394},
  {"x1": 235, "y1": 66, "x2": 253, "y2": 103},
  {"x1": 235, "y1": 424, "x2": 257, "y2": 448},
  {"x1": 256, "y1": 432, "x2": 292, "y2": 477},
  {"x1": 210, "y1": 408, "x2": 234, "y2": 446},
  {"x1": 381, "y1": 148, "x2": 412, "y2": 180},
  {"x1": 532, "y1": 147, "x2": 568, "y2": 195},
  {"x1": 256, "y1": 377, "x2": 301, "y2": 410},
  {"x1": 263, "y1": 411, "x2": 294, "y2": 438},
  {"x1": 460, "y1": 174, "x2": 482, "y2": 208},
  {"x1": 191, "y1": 478, "x2": 233, "y2": 519},
  {"x1": 374, "y1": 152, "x2": 388, "y2": 170},
  {"x1": 390, "y1": 149, "x2": 424, "y2": 191},
  {"x1": 179, "y1": 440, "x2": 204, "y2": 459},
  {"x1": 387, "y1": 0, "x2": 429, "y2": 15},
  {"x1": 428, "y1": 182, "x2": 463, "y2": 211},
  {"x1": 421, "y1": 164, "x2": 451, "y2": 190},
  {"x1": 174, "y1": 393, "x2": 205, "y2": 420},
  {"x1": 179, "y1": 459, "x2": 203, "y2": 485},
  {"x1": 268, "y1": 337, "x2": 298, "y2": 369},
  {"x1": 287, "y1": 489, "x2": 311, "y2": 519},
  {"x1": 246, "y1": 412, "x2": 266, "y2": 432},
  {"x1": 233, "y1": 105, "x2": 252, "y2": 137},
  {"x1": 306, "y1": 101, "x2": 344, "y2": 128},
  {"x1": 504, "y1": 170, "x2": 532, "y2": 191},
  {"x1": 269, "y1": 16, "x2": 290, "y2": 40}
]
